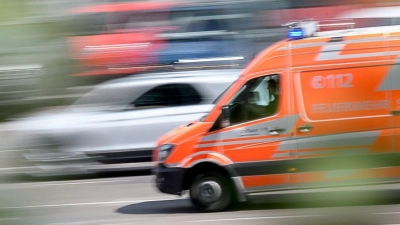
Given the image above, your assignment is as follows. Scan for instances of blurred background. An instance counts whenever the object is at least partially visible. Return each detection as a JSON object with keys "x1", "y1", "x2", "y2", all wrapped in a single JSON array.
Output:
[
  {"x1": 1, "y1": 0, "x2": 400, "y2": 224},
  {"x1": 0, "y1": 0, "x2": 399, "y2": 122},
  {"x1": 0, "y1": 0, "x2": 399, "y2": 121}
]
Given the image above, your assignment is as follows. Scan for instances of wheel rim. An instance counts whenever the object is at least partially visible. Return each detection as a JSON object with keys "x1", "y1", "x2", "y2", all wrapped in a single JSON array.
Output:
[{"x1": 198, "y1": 180, "x2": 222, "y2": 204}]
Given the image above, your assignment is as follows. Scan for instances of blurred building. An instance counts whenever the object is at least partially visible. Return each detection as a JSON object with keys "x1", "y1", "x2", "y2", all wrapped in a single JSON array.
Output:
[{"x1": 0, "y1": 0, "x2": 400, "y2": 122}]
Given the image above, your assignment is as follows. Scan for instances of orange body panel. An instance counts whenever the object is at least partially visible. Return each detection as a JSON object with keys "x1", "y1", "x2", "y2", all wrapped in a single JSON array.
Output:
[{"x1": 242, "y1": 174, "x2": 289, "y2": 188}]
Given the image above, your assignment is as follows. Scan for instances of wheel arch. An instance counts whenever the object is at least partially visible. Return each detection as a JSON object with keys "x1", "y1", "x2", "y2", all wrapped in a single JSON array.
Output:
[{"x1": 182, "y1": 161, "x2": 246, "y2": 202}]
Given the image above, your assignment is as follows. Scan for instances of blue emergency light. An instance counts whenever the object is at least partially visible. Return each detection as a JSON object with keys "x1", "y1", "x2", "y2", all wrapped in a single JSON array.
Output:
[
  {"x1": 285, "y1": 20, "x2": 319, "y2": 40},
  {"x1": 288, "y1": 28, "x2": 304, "y2": 39}
]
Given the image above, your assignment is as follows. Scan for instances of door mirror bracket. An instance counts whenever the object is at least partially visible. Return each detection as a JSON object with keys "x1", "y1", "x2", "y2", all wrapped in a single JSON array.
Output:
[{"x1": 221, "y1": 105, "x2": 231, "y2": 128}]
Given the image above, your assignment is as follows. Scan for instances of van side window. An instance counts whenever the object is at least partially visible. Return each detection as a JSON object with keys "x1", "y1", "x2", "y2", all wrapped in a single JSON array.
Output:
[
  {"x1": 228, "y1": 75, "x2": 280, "y2": 125},
  {"x1": 133, "y1": 83, "x2": 202, "y2": 108}
]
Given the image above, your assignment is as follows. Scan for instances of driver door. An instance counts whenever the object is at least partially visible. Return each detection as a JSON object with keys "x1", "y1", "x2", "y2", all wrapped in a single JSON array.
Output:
[{"x1": 220, "y1": 73, "x2": 297, "y2": 193}]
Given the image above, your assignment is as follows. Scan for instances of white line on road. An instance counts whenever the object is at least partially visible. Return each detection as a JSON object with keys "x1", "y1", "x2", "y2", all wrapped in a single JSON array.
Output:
[
  {"x1": 48, "y1": 218, "x2": 142, "y2": 225},
  {"x1": 374, "y1": 212, "x2": 400, "y2": 215},
  {"x1": 0, "y1": 218, "x2": 19, "y2": 220},
  {"x1": 2, "y1": 198, "x2": 176, "y2": 210},
  {"x1": 188, "y1": 215, "x2": 321, "y2": 222},
  {"x1": 0, "y1": 167, "x2": 31, "y2": 171},
  {"x1": 102, "y1": 223, "x2": 132, "y2": 225},
  {"x1": 0, "y1": 149, "x2": 24, "y2": 153},
  {"x1": 30, "y1": 179, "x2": 133, "y2": 187},
  {"x1": 0, "y1": 178, "x2": 137, "y2": 189}
]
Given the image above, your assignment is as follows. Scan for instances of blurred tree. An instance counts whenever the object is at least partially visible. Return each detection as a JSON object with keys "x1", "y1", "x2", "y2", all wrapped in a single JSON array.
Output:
[{"x1": 0, "y1": 0, "x2": 30, "y2": 22}]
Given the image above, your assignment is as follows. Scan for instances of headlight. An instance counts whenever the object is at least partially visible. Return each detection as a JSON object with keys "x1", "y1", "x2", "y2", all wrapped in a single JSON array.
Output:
[{"x1": 158, "y1": 144, "x2": 175, "y2": 162}]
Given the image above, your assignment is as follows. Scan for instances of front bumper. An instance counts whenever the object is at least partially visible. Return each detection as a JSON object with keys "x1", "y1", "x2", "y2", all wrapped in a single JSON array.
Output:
[{"x1": 154, "y1": 163, "x2": 185, "y2": 195}]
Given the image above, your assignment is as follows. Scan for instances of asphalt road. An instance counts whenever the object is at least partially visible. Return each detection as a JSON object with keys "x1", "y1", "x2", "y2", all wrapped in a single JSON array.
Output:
[
  {"x1": 3, "y1": 174, "x2": 400, "y2": 225},
  {"x1": 5, "y1": 125, "x2": 400, "y2": 225}
]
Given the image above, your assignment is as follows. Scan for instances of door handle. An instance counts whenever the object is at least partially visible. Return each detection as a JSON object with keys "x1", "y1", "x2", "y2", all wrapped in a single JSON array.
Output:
[
  {"x1": 268, "y1": 128, "x2": 286, "y2": 135},
  {"x1": 298, "y1": 124, "x2": 314, "y2": 133}
]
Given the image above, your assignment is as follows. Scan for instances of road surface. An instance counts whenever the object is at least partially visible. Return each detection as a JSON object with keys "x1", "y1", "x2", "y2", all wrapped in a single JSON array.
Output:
[{"x1": 3, "y1": 175, "x2": 400, "y2": 225}]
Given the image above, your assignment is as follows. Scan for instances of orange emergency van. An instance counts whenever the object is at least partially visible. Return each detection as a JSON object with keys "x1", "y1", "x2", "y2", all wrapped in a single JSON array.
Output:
[{"x1": 153, "y1": 20, "x2": 400, "y2": 212}]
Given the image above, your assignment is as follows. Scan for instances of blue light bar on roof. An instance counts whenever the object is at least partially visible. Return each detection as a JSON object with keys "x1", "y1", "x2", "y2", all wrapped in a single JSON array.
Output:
[
  {"x1": 288, "y1": 27, "x2": 304, "y2": 39},
  {"x1": 286, "y1": 21, "x2": 319, "y2": 40}
]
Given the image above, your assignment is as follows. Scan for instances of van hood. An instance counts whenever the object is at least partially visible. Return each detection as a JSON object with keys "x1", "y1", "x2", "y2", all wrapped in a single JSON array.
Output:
[{"x1": 156, "y1": 118, "x2": 214, "y2": 147}]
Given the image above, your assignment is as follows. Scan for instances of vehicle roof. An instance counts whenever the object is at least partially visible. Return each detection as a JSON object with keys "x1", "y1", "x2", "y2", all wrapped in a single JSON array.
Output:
[
  {"x1": 99, "y1": 69, "x2": 242, "y2": 88},
  {"x1": 242, "y1": 24, "x2": 400, "y2": 77},
  {"x1": 312, "y1": 24, "x2": 400, "y2": 39},
  {"x1": 281, "y1": 25, "x2": 400, "y2": 48}
]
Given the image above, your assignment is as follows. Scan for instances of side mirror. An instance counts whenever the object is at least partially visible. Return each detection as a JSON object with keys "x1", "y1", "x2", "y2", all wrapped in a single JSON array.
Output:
[{"x1": 221, "y1": 105, "x2": 231, "y2": 128}]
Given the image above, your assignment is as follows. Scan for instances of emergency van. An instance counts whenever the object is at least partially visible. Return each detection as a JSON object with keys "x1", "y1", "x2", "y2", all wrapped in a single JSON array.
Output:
[{"x1": 153, "y1": 20, "x2": 400, "y2": 212}]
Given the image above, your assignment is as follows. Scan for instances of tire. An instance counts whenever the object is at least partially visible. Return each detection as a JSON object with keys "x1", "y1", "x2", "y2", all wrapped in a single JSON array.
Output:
[{"x1": 189, "y1": 171, "x2": 233, "y2": 212}]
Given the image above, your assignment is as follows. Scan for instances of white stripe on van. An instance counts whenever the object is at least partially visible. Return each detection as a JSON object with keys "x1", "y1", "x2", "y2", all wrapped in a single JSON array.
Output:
[
  {"x1": 377, "y1": 57, "x2": 400, "y2": 91},
  {"x1": 200, "y1": 115, "x2": 297, "y2": 142},
  {"x1": 277, "y1": 131, "x2": 379, "y2": 151}
]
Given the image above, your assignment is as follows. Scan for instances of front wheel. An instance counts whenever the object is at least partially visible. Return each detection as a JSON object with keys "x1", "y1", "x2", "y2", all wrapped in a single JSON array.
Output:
[{"x1": 189, "y1": 172, "x2": 233, "y2": 212}]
